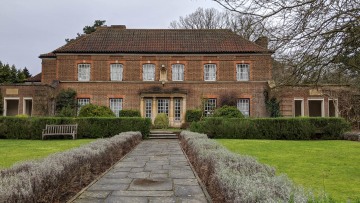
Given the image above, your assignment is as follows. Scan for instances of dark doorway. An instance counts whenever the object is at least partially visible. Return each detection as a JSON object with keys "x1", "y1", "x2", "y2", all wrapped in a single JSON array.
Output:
[
  {"x1": 6, "y1": 100, "x2": 19, "y2": 116},
  {"x1": 294, "y1": 100, "x2": 303, "y2": 117},
  {"x1": 309, "y1": 100, "x2": 323, "y2": 117}
]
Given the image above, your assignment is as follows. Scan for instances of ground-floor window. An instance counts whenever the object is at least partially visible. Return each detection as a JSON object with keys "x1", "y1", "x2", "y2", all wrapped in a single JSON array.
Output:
[
  {"x1": 109, "y1": 98, "x2": 122, "y2": 117},
  {"x1": 204, "y1": 98, "x2": 216, "y2": 116},
  {"x1": 174, "y1": 98, "x2": 181, "y2": 121},
  {"x1": 77, "y1": 98, "x2": 90, "y2": 114},
  {"x1": 157, "y1": 99, "x2": 169, "y2": 115},
  {"x1": 145, "y1": 99, "x2": 152, "y2": 118},
  {"x1": 237, "y1": 99, "x2": 250, "y2": 117}
]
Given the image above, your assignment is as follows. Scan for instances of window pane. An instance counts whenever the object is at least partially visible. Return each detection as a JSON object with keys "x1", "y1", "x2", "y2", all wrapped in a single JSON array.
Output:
[
  {"x1": 145, "y1": 99, "x2": 152, "y2": 118},
  {"x1": 157, "y1": 99, "x2": 169, "y2": 116},
  {"x1": 110, "y1": 64, "x2": 123, "y2": 81},
  {"x1": 78, "y1": 64, "x2": 90, "y2": 81},
  {"x1": 172, "y1": 64, "x2": 184, "y2": 81},
  {"x1": 237, "y1": 99, "x2": 250, "y2": 117},
  {"x1": 204, "y1": 64, "x2": 216, "y2": 81},
  {"x1": 204, "y1": 99, "x2": 216, "y2": 116},
  {"x1": 109, "y1": 98, "x2": 123, "y2": 117},
  {"x1": 143, "y1": 64, "x2": 155, "y2": 81},
  {"x1": 236, "y1": 64, "x2": 249, "y2": 81},
  {"x1": 174, "y1": 98, "x2": 181, "y2": 121}
]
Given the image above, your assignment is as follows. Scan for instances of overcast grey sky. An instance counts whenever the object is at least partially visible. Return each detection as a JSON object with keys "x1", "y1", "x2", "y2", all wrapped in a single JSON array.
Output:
[{"x1": 0, "y1": 0, "x2": 221, "y2": 75}]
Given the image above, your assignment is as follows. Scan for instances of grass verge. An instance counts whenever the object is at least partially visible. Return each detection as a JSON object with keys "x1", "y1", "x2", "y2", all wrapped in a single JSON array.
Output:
[
  {"x1": 0, "y1": 139, "x2": 94, "y2": 169},
  {"x1": 217, "y1": 139, "x2": 360, "y2": 202}
]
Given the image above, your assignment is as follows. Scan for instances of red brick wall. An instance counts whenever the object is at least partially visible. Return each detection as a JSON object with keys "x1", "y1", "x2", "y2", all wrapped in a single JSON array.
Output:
[{"x1": 41, "y1": 53, "x2": 273, "y2": 117}]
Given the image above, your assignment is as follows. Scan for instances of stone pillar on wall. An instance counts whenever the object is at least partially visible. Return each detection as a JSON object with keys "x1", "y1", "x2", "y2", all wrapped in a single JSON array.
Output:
[
  {"x1": 152, "y1": 97, "x2": 157, "y2": 122},
  {"x1": 169, "y1": 97, "x2": 174, "y2": 127}
]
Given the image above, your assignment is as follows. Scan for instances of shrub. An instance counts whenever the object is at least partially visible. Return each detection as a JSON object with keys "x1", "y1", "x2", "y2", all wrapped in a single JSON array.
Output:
[
  {"x1": 119, "y1": 109, "x2": 141, "y2": 117},
  {"x1": 190, "y1": 117, "x2": 350, "y2": 140},
  {"x1": 179, "y1": 131, "x2": 308, "y2": 202},
  {"x1": 55, "y1": 88, "x2": 77, "y2": 116},
  {"x1": 185, "y1": 109, "x2": 203, "y2": 122},
  {"x1": 212, "y1": 105, "x2": 244, "y2": 118},
  {"x1": 154, "y1": 113, "x2": 169, "y2": 129},
  {"x1": 57, "y1": 105, "x2": 77, "y2": 117},
  {"x1": 0, "y1": 131, "x2": 142, "y2": 203},
  {"x1": 0, "y1": 117, "x2": 151, "y2": 139},
  {"x1": 78, "y1": 104, "x2": 115, "y2": 117}
]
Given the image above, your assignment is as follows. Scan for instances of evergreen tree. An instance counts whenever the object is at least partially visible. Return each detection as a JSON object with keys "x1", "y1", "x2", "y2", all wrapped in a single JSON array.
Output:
[{"x1": 23, "y1": 67, "x2": 32, "y2": 78}]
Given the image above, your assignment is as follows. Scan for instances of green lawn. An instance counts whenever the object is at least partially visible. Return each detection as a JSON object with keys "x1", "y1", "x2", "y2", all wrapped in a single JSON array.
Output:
[
  {"x1": 217, "y1": 139, "x2": 360, "y2": 202},
  {"x1": 0, "y1": 139, "x2": 94, "y2": 169}
]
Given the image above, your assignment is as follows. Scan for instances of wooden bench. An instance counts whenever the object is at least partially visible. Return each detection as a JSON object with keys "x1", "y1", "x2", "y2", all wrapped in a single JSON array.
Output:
[{"x1": 42, "y1": 124, "x2": 78, "y2": 140}]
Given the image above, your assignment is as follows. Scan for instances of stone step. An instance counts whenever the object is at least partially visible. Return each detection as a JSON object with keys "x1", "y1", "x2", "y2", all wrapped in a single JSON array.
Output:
[{"x1": 148, "y1": 131, "x2": 178, "y2": 139}]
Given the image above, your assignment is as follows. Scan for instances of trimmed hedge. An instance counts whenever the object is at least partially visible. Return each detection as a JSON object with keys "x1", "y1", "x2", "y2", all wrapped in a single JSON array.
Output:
[
  {"x1": 0, "y1": 117, "x2": 151, "y2": 139},
  {"x1": 185, "y1": 109, "x2": 202, "y2": 122},
  {"x1": 190, "y1": 117, "x2": 350, "y2": 140},
  {"x1": 179, "y1": 131, "x2": 307, "y2": 202},
  {"x1": 0, "y1": 131, "x2": 142, "y2": 203},
  {"x1": 119, "y1": 109, "x2": 141, "y2": 117}
]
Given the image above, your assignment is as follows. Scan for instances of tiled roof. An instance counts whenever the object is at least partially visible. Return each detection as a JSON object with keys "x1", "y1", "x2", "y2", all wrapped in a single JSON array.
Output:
[
  {"x1": 48, "y1": 26, "x2": 271, "y2": 55},
  {"x1": 27, "y1": 73, "x2": 41, "y2": 82},
  {"x1": 39, "y1": 52, "x2": 56, "y2": 58}
]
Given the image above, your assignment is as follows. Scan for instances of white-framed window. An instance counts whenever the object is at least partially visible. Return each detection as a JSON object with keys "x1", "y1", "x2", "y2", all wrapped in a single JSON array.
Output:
[
  {"x1": 237, "y1": 99, "x2": 250, "y2": 117},
  {"x1": 78, "y1": 64, "x2": 90, "y2": 81},
  {"x1": 204, "y1": 98, "x2": 216, "y2": 116},
  {"x1": 174, "y1": 98, "x2": 182, "y2": 121},
  {"x1": 77, "y1": 98, "x2": 90, "y2": 114},
  {"x1": 110, "y1": 64, "x2": 123, "y2": 81},
  {"x1": 204, "y1": 64, "x2": 216, "y2": 81},
  {"x1": 236, "y1": 64, "x2": 249, "y2": 81},
  {"x1": 172, "y1": 64, "x2": 184, "y2": 81},
  {"x1": 109, "y1": 98, "x2": 123, "y2": 117},
  {"x1": 157, "y1": 99, "x2": 169, "y2": 116},
  {"x1": 143, "y1": 64, "x2": 155, "y2": 81},
  {"x1": 145, "y1": 99, "x2": 152, "y2": 118}
]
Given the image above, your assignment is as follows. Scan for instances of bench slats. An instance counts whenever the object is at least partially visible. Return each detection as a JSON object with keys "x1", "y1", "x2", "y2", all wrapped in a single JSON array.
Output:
[{"x1": 42, "y1": 124, "x2": 78, "y2": 140}]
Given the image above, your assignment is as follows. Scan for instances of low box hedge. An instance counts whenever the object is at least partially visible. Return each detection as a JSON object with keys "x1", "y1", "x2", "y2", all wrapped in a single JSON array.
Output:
[
  {"x1": 190, "y1": 117, "x2": 350, "y2": 140},
  {"x1": 0, "y1": 131, "x2": 142, "y2": 203},
  {"x1": 0, "y1": 117, "x2": 151, "y2": 139}
]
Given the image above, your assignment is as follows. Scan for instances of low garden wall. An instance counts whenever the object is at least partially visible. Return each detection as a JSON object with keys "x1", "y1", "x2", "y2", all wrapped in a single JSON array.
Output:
[
  {"x1": 0, "y1": 131, "x2": 142, "y2": 203},
  {"x1": 0, "y1": 117, "x2": 151, "y2": 139},
  {"x1": 180, "y1": 131, "x2": 307, "y2": 203},
  {"x1": 190, "y1": 117, "x2": 350, "y2": 140}
]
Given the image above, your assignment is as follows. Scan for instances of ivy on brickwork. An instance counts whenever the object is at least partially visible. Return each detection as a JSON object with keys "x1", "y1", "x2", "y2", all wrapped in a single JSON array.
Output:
[
  {"x1": 264, "y1": 90, "x2": 282, "y2": 117},
  {"x1": 55, "y1": 88, "x2": 77, "y2": 117}
]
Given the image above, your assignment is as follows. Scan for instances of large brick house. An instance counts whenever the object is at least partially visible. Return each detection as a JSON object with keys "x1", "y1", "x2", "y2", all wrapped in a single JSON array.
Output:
[{"x1": 0, "y1": 25, "x2": 340, "y2": 126}]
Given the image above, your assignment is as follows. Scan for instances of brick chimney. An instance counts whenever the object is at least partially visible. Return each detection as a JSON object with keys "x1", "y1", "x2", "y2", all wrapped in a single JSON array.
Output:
[{"x1": 255, "y1": 36, "x2": 269, "y2": 48}]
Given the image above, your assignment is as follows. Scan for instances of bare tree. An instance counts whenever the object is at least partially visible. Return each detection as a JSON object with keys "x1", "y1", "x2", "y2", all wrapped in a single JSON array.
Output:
[
  {"x1": 213, "y1": 0, "x2": 360, "y2": 85},
  {"x1": 170, "y1": 7, "x2": 268, "y2": 41}
]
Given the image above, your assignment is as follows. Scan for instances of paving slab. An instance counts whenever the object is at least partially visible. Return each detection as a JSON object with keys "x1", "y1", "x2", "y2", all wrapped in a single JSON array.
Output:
[{"x1": 71, "y1": 139, "x2": 210, "y2": 203}]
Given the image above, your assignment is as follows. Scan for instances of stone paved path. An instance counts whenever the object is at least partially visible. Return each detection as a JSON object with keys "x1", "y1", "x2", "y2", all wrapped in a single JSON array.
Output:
[{"x1": 72, "y1": 139, "x2": 209, "y2": 203}]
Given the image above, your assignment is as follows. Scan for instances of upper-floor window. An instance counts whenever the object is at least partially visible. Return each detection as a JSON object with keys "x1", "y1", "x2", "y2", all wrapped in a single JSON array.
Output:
[
  {"x1": 236, "y1": 64, "x2": 249, "y2": 81},
  {"x1": 143, "y1": 64, "x2": 155, "y2": 81},
  {"x1": 109, "y1": 98, "x2": 123, "y2": 117},
  {"x1": 237, "y1": 99, "x2": 250, "y2": 117},
  {"x1": 172, "y1": 64, "x2": 184, "y2": 81},
  {"x1": 204, "y1": 98, "x2": 216, "y2": 116},
  {"x1": 110, "y1": 64, "x2": 123, "y2": 81},
  {"x1": 78, "y1": 64, "x2": 90, "y2": 81},
  {"x1": 204, "y1": 64, "x2": 216, "y2": 81}
]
